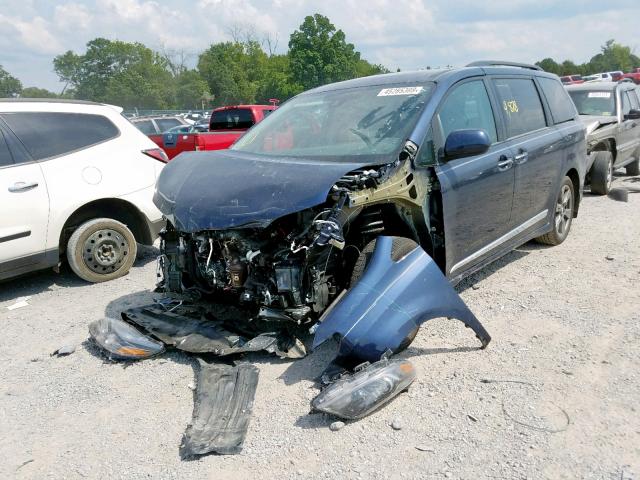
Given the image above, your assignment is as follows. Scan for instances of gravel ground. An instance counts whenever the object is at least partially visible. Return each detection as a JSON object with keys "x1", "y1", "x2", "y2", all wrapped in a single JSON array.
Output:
[{"x1": 1, "y1": 175, "x2": 639, "y2": 480}]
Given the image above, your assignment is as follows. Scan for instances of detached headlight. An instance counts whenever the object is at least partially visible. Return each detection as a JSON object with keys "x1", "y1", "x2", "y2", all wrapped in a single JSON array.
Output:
[
  {"x1": 311, "y1": 359, "x2": 416, "y2": 420},
  {"x1": 89, "y1": 317, "x2": 165, "y2": 360}
]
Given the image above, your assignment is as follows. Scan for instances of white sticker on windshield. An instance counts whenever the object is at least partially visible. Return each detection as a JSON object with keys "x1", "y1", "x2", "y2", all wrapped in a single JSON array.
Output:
[
  {"x1": 377, "y1": 87, "x2": 424, "y2": 96},
  {"x1": 588, "y1": 92, "x2": 611, "y2": 98}
]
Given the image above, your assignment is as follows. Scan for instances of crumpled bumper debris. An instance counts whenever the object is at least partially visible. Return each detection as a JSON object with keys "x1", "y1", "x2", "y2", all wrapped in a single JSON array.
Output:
[
  {"x1": 122, "y1": 304, "x2": 306, "y2": 359},
  {"x1": 181, "y1": 361, "x2": 259, "y2": 456}
]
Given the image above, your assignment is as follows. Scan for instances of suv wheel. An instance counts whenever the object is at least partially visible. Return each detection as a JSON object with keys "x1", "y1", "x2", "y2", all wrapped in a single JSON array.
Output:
[
  {"x1": 590, "y1": 151, "x2": 613, "y2": 195},
  {"x1": 536, "y1": 176, "x2": 574, "y2": 246},
  {"x1": 626, "y1": 156, "x2": 640, "y2": 176},
  {"x1": 66, "y1": 218, "x2": 137, "y2": 283}
]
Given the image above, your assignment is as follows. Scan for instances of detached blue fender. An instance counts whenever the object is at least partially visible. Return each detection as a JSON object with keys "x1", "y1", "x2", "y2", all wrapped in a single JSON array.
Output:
[{"x1": 312, "y1": 236, "x2": 491, "y2": 363}]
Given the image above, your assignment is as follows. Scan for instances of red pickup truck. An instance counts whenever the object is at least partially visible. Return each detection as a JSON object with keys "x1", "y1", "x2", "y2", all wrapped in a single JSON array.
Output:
[
  {"x1": 151, "y1": 105, "x2": 277, "y2": 160},
  {"x1": 621, "y1": 68, "x2": 640, "y2": 84}
]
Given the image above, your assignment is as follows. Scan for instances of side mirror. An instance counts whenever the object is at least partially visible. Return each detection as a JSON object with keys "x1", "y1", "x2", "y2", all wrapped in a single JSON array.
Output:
[
  {"x1": 443, "y1": 129, "x2": 491, "y2": 161},
  {"x1": 624, "y1": 109, "x2": 640, "y2": 120}
]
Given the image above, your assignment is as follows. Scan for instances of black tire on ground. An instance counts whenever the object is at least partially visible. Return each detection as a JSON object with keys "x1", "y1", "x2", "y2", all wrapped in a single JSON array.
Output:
[
  {"x1": 590, "y1": 151, "x2": 613, "y2": 195},
  {"x1": 66, "y1": 218, "x2": 137, "y2": 283},
  {"x1": 536, "y1": 176, "x2": 575, "y2": 246},
  {"x1": 626, "y1": 157, "x2": 640, "y2": 176},
  {"x1": 350, "y1": 236, "x2": 419, "y2": 286}
]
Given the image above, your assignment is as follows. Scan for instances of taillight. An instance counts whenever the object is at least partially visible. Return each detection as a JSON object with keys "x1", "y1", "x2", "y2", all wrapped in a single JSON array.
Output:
[
  {"x1": 142, "y1": 148, "x2": 169, "y2": 163},
  {"x1": 195, "y1": 136, "x2": 205, "y2": 152}
]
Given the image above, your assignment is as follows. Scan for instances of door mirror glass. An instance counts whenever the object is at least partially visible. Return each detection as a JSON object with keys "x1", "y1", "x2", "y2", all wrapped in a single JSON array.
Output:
[
  {"x1": 443, "y1": 129, "x2": 491, "y2": 161},
  {"x1": 624, "y1": 109, "x2": 640, "y2": 120}
]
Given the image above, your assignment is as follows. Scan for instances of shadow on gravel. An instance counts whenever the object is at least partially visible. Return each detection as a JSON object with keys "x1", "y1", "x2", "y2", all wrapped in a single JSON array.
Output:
[
  {"x1": 456, "y1": 248, "x2": 530, "y2": 293},
  {"x1": 0, "y1": 245, "x2": 159, "y2": 304}
]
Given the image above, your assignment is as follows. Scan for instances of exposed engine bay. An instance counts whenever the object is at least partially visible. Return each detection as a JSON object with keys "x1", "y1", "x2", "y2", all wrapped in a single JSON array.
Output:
[{"x1": 156, "y1": 159, "x2": 431, "y2": 331}]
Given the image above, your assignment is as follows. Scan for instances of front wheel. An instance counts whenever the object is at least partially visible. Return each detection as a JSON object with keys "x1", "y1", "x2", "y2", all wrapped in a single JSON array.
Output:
[
  {"x1": 535, "y1": 176, "x2": 574, "y2": 246},
  {"x1": 66, "y1": 218, "x2": 137, "y2": 282},
  {"x1": 590, "y1": 151, "x2": 613, "y2": 195}
]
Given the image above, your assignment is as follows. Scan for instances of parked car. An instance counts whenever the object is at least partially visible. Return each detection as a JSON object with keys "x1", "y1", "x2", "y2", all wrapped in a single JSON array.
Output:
[
  {"x1": 621, "y1": 68, "x2": 640, "y2": 84},
  {"x1": 561, "y1": 75, "x2": 584, "y2": 85},
  {"x1": 150, "y1": 105, "x2": 277, "y2": 160},
  {"x1": 130, "y1": 115, "x2": 190, "y2": 135},
  {"x1": 565, "y1": 82, "x2": 640, "y2": 194},
  {"x1": 166, "y1": 123, "x2": 209, "y2": 134},
  {"x1": 150, "y1": 61, "x2": 586, "y2": 365},
  {"x1": 0, "y1": 99, "x2": 166, "y2": 282}
]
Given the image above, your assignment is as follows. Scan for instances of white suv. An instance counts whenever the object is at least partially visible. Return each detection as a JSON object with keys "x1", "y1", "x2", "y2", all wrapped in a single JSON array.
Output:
[{"x1": 0, "y1": 99, "x2": 167, "y2": 282}]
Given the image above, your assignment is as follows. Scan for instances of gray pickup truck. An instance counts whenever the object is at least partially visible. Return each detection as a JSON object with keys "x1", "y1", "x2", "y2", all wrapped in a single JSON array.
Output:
[{"x1": 566, "y1": 82, "x2": 640, "y2": 194}]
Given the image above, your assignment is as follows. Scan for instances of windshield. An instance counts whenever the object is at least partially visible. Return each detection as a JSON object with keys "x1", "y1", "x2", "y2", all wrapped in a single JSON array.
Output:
[
  {"x1": 568, "y1": 90, "x2": 616, "y2": 116},
  {"x1": 232, "y1": 83, "x2": 434, "y2": 159}
]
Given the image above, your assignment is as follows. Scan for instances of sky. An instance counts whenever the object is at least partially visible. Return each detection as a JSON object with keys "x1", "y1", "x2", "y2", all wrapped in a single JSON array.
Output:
[{"x1": 1, "y1": 0, "x2": 639, "y2": 92}]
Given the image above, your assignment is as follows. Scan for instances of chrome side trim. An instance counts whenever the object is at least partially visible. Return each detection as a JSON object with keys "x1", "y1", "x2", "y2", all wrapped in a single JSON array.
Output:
[{"x1": 450, "y1": 210, "x2": 548, "y2": 275}]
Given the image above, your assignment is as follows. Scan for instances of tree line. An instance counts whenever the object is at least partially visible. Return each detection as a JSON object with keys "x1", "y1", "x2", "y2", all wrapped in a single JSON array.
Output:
[
  {"x1": 1, "y1": 16, "x2": 638, "y2": 109},
  {"x1": 536, "y1": 40, "x2": 640, "y2": 76}
]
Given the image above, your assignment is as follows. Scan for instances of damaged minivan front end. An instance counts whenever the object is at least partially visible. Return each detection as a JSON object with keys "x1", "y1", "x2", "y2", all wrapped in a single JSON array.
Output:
[{"x1": 91, "y1": 77, "x2": 492, "y2": 455}]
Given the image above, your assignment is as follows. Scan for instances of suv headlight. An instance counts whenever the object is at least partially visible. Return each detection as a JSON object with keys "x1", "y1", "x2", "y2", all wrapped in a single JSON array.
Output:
[
  {"x1": 89, "y1": 317, "x2": 165, "y2": 360},
  {"x1": 311, "y1": 359, "x2": 416, "y2": 420}
]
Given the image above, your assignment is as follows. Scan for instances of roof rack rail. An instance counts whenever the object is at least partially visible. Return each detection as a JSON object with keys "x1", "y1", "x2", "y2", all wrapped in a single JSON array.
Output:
[{"x1": 466, "y1": 61, "x2": 543, "y2": 71}]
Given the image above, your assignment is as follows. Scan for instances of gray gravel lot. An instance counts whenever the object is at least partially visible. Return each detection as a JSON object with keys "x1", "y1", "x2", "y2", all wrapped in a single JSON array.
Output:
[{"x1": 1, "y1": 175, "x2": 639, "y2": 480}]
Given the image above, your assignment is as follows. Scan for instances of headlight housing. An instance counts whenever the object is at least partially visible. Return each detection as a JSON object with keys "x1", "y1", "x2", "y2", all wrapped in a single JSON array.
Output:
[
  {"x1": 89, "y1": 316, "x2": 165, "y2": 360},
  {"x1": 311, "y1": 358, "x2": 416, "y2": 420}
]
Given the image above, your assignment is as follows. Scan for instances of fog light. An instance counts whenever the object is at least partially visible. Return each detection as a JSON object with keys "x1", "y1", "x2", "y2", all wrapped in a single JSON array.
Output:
[
  {"x1": 89, "y1": 317, "x2": 165, "y2": 360},
  {"x1": 311, "y1": 359, "x2": 416, "y2": 419}
]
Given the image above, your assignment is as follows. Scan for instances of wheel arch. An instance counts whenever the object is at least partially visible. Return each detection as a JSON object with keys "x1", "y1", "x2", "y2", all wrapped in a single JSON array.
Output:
[
  {"x1": 565, "y1": 167, "x2": 581, "y2": 217},
  {"x1": 592, "y1": 138, "x2": 616, "y2": 161},
  {"x1": 58, "y1": 198, "x2": 152, "y2": 255}
]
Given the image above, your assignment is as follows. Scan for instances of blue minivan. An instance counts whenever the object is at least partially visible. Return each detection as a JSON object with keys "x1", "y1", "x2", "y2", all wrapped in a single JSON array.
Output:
[{"x1": 146, "y1": 61, "x2": 586, "y2": 363}]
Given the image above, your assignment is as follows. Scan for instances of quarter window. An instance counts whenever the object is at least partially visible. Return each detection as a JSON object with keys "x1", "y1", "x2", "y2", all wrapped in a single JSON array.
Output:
[
  {"x1": 493, "y1": 78, "x2": 547, "y2": 137},
  {"x1": 539, "y1": 77, "x2": 577, "y2": 124},
  {"x1": 626, "y1": 90, "x2": 639, "y2": 110},
  {"x1": 135, "y1": 120, "x2": 157, "y2": 135},
  {"x1": 0, "y1": 129, "x2": 13, "y2": 167},
  {"x1": 437, "y1": 80, "x2": 497, "y2": 144},
  {"x1": 155, "y1": 118, "x2": 182, "y2": 132},
  {"x1": 2, "y1": 112, "x2": 119, "y2": 161}
]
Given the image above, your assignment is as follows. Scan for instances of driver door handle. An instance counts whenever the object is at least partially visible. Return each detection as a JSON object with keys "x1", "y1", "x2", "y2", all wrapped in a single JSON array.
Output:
[
  {"x1": 8, "y1": 181, "x2": 39, "y2": 193},
  {"x1": 497, "y1": 155, "x2": 514, "y2": 171},
  {"x1": 514, "y1": 149, "x2": 529, "y2": 164}
]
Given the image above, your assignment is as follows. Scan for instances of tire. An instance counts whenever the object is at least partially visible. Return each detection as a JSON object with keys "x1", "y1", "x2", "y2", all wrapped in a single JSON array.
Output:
[
  {"x1": 535, "y1": 176, "x2": 574, "y2": 246},
  {"x1": 590, "y1": 151, "x2": 613, "y2": 195},
  {"x1": 66, "y1": 218, "x2": 137, "y2": 283},
  {"x1": 626, "y1": 156, "x2": 640, "y2": 176},
  {"x1": 350, "y1": 236, "x2": 419, "y2": 286}
]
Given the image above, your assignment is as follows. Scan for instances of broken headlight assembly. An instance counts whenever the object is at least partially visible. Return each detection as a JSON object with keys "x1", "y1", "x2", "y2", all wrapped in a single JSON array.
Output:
[
  {"x1": 89, "y1": 316, "x2": 165, "y2": 360},
  {"x1": 311, "y1": 358, "x2": 416, "y2": 420}
]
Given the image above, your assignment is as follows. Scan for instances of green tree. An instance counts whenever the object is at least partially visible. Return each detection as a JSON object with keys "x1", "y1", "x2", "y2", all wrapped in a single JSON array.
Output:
[
  {"x1": 174, "y1": 69, "x2": 210, "y2": 109},
  {"x1": 197, "y1": 41, "x2": 268, "y2": 105},
  {"x1": 21, "y1": 87, "x2": 58, "y2": 98},
  {"x1": 355, "y1": 59, "x2": 389, "y2": 77},
  {"x1": 0, "y1": 65, "x2": 22, "y2": 98},
  {"x1": 53, "y1": 38, "x2": 174, "y2": 109},
  {"x1": 288, "y1": 14, "x2": 361, "y2": 90},
  {"x1": 536, "y1": 58, "x2": 561, "y2": 75}
]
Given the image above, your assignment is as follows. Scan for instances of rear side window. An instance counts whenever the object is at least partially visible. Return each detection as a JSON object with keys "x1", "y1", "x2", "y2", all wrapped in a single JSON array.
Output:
[
  {"x1": 539, "y1": 77, "x2": 577, "y2": 124},
  {"x1": 0, "y1": 129, "x2": 13, "y2": 167},
  {"x1": 437, "y1": 80, "x2": 498, "y2": 143},
  {"x1": 621, "y1": 92, "x2": 632, "y2": 116},
  {"x1": 2, "y1": 112, "x2": 119, "y2": 161},
  {"x1": 493, "y1": 78, "x2": 547, "y2": 137},
  {"x1": 210, "y1": 109, "x2": 254, "y2": 130},
  {"x1": 626, "y1": 90, "x2": 639, "y2": 110},
  {"x1": 155, "y1": 118, "x2": 182, "y2": 132},
  {"x1": 135, "y1": 120, "x2": 157, "y2": 135}
]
